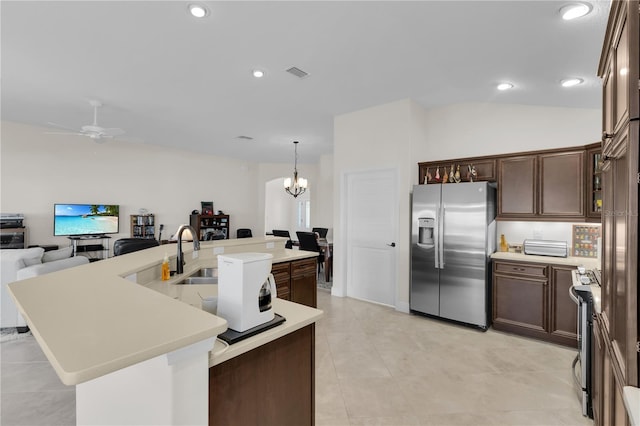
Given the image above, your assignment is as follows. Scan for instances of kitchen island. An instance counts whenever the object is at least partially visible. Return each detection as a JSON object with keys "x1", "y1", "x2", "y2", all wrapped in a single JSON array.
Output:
[{"x1": 8, "y1": 236, "x2": 322, "y2": 425}]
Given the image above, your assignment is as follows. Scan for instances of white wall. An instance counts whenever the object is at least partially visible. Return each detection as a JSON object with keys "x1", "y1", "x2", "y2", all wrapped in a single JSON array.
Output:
[
  {"x1": 333, "y1": 99, "x2": 415, "y2": 310},
  {"x1": 333, "y1": 100, "x2": 601, "y2": 311},
  {"x1": 0, "y1": 121, "x2": 263, "y2": 247}
]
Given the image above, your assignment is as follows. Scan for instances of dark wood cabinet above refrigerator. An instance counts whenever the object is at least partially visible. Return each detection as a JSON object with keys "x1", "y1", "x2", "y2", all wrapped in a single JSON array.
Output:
[{"x1": 417, "y1": 143, "x2": 601, "y2": 222}]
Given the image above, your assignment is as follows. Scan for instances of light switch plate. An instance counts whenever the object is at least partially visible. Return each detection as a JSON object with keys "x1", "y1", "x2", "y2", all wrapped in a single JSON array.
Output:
[
  {"x1": 266, "y1": 242, "x2": 274, "y2": 249},
  {"x1": 213, "y1": 247, "x2": 224, "y2": 255}
]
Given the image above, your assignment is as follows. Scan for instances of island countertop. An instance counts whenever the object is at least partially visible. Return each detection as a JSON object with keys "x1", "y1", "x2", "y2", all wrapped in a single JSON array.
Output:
[{"x1": 8, "y1": 236, "x2": 320, "y2": 385}]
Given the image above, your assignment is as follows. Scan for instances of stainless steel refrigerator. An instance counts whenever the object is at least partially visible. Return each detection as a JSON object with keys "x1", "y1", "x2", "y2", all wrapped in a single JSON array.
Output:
[{"x1": 410, "y1": 181, "x2": 496, "y2": 329}]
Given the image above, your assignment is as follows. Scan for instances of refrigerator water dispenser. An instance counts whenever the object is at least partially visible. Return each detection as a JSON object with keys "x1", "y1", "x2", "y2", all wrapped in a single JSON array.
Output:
[{"x1": 418, "y1": 217, "x2": 435, "y2": 247}]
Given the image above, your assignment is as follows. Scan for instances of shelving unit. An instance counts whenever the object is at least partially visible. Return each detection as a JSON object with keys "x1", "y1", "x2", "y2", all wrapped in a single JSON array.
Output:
[
  {"x1": 189, "y1": 214, "x2": 229, "y2": 240},
  {"x1": 130, "y1": 214, "x2": 155, "y2": 239},
  {"x1": 586, "y1": 143, "x2": 602, "y2": 220},
  {"x1": 69, "y1": 235, "x2": 111, "y2": 262}
]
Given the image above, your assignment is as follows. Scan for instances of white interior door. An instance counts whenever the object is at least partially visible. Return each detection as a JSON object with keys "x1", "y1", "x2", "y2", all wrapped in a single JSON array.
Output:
[{"x1": 345, "y1": 168, "x2": 397, "y2": 306}]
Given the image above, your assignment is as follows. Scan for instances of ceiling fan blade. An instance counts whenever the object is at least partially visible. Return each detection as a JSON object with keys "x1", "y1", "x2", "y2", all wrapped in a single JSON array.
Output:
[
  {"x1": 46, "y1": 121, "x2": 80, "y2": 132},
  {"x1": 102, "y1": 128, "x2": 125, "y2": 136},
  {"x1": 43, "y1": 131, "x2": 83, "y2": 136}
]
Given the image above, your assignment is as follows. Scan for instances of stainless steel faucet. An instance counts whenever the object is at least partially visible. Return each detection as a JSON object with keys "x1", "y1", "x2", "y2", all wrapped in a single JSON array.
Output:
[{"x1": 176, "y1": 224, "x2": 200, "y2": 274}]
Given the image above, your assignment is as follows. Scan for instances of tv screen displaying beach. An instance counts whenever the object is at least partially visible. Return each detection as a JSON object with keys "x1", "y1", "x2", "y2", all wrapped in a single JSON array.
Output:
[{"x1": 54, "y1": 204, "x2": 119, "y2": 236}]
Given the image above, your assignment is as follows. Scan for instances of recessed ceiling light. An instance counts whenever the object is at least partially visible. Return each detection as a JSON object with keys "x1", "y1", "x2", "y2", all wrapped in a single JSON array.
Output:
[
  {"x1": 188, "y1": 4, "x2": 208, "y2": 18},
  {"x1": 561, "y1": 78, "x2": 584, "y2": 87},
  {"x1": 497, "y1": 83, "x2": 514, "y2": 91},
  {"x1": 253, "y1": 70, "x2": 265, "y2": 78},
  {"x1": 560, "y1": 3, "x2": 592, "y2": 20}
]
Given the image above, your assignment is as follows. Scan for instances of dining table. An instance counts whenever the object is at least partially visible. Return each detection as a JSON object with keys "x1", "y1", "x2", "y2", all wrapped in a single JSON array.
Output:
[{"x1": 317, "y1": 238, "x2": 333, "y2": 282}]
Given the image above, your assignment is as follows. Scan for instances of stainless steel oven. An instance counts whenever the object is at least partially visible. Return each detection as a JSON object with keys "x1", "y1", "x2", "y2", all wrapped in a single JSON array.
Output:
[{"x1": 569, "y1": 269, "x2": 600, "y2": 419}]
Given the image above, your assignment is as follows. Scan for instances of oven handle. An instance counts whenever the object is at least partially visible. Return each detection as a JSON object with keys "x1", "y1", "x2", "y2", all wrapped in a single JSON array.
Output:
[
  {"x1": 569, "y1": 285, "x2": 580, "y2": 304},
  {"x1": 571, "y1": 353, "x2": 582, "y2": 389}
]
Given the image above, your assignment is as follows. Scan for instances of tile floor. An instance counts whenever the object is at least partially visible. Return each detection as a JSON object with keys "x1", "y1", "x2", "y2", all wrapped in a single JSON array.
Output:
[
  {"x1": 0, "y1": 288, "x2": 593, "y2": 426},
  {"x1": 314, "y1": 290, "x2": 593, "y2": 426}
]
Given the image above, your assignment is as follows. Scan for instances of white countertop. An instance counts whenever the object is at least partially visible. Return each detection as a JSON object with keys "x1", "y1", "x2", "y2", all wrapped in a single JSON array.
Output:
[
  {"x1": 8, "y1": 237, "x2": 321, "y2": 385},
  {"x1": 491, "y1": 251, "x2": 601, "y2": 269}
]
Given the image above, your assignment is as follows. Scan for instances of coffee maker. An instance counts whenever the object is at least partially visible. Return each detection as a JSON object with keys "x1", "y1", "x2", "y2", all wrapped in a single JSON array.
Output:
[{"x1": 217, "y1": 252, "x2": 277, "y2": 332}]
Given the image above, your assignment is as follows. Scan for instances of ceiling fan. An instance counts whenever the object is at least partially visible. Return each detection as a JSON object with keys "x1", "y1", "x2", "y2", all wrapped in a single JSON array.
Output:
[{"x1": 45, "y1": 100, "x2": 125, "y2": 142}]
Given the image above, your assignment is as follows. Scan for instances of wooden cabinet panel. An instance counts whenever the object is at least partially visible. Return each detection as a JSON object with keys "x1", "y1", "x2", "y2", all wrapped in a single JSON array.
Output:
[
  {"x1": 492, "y1": 260, "x2": 578, "y2": 347},
  {"x1": 498, "y1": 156, "x2": 536, "y2": 216},
  {"x1": 291, "y1": 257, "x2": 317, "y2": 277},
  {"x1": 539, "y1": 151, "x2": 585, "y2": 217},
  {"x1": 549, "y1": 266, "x2": 578, "y2": 342},
  {"x1": 271, "y1": 262, "x2": 291, "y2": 301},
  {"x1": 493, "y1": 270, "x2": 547, "y2": 334},
  {"x1": 611, "y1": 128, "x2": 630, "y2": 380},
  {"x1": 272, "y1": 258, "x2": 317, "y2": 308},
  {"x1": 593, "y1": 316, "x2": 604, "y2": 426},
  {"x1": 209, "y1": 325, "x2": 314, "y2": 426},
  {"x1": 291, "y1": 271, "x2": 317, "y2": 308},
  {"x1": 614, "y1": 13, "x2": 630, "y2": 132},
  {"x1": 291, "y1": 258, "x2": 318, "y2": 308},
  {"x1": 494, "y1": 261, "x2": 547, "y2": 277}
]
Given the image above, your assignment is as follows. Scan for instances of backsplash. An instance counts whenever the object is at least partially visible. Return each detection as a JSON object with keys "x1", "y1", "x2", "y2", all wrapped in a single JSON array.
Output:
[{"x1": 496, "y1": 221, "x2": 601, "y2": 255}]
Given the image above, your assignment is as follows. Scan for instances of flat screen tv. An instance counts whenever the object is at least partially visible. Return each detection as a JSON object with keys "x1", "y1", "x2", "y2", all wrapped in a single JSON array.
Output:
[{"x1": 54, "y1": 204, "x2": 119, "y2": 237}]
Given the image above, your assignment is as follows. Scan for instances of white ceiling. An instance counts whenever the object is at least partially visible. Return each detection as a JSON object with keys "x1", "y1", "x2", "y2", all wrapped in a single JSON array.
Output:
[{"x1": 1, "y1": 1, "x2": 609, "y2": 163}]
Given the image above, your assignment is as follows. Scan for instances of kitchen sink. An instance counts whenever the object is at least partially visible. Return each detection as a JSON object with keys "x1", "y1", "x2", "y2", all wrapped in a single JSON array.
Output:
[{"x1": 175, "y1": 267, "x2": 218, "y2": 285}]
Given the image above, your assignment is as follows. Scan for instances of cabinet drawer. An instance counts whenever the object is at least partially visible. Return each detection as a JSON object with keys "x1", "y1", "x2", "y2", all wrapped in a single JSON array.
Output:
[
  {"x1": 291, "y1": 258, "x2": 317, "y2": 277},
  {"x1": 494, "y1": 261, "x2": 547, "y2": 277}
]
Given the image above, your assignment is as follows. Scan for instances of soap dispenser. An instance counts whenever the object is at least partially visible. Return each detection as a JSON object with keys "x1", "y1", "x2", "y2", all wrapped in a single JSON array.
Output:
[{"x1": 161, "y1": 253, "x2": 170, "y2": 281}]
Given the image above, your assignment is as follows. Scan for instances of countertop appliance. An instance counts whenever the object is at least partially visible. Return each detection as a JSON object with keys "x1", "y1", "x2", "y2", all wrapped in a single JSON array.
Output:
[
  {"x1": 523, "y1": 239, "x2": 568, "y2": 257},
  {"x1": 410, "y1": 181, "x2": 496, "y2": 329},
  {"x1": 217, "y1": 252, "x2": 277, "y2": 332},
  {"x1": 569, "y1": 268, "x2": 600, "y2": 419}
]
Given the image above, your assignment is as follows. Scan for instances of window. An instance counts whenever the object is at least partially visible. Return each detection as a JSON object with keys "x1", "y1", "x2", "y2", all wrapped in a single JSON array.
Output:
[{"x1": 298, "y1": 200, "x2": 311, "y2": 229}]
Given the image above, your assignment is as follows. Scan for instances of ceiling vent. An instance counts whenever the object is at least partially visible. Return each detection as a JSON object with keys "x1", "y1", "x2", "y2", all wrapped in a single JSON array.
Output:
[
  {"x1": 236, "y1": 135, "x2": 254, "y2": 140},
  {"x1": 286, "y1": 66, "x2": 309, "y2": 79}
]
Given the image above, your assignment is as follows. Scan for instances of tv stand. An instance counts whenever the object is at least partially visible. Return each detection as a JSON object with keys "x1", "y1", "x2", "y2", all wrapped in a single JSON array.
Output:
[{"x1": 69, "y1": 235, "x2": 111, "y2": 261}]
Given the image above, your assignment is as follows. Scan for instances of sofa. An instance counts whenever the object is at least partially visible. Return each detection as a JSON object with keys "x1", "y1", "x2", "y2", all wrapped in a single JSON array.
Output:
[{"x1": 1, "y1": 247, "x2": 89, "y2": 331}]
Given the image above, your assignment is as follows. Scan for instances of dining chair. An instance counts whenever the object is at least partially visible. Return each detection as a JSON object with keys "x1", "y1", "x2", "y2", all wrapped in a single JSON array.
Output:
[
  {"x1": 236, "y1": 228, "x2": 252, "y2": 238},
  {"x1": 311, "y1": 227, "x2": 328, "y2": 238},
  {"x1": 296, "y1": 231, "x2": 324, "y2": 276},
  {"x1": 272, "y1": 229, "x2": 293, "y2": 249}
]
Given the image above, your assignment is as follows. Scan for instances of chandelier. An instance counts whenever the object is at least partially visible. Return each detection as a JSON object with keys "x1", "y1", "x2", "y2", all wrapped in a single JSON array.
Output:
[{"x1": 284, "y1": 140, "x2": 307, "y2": 198}]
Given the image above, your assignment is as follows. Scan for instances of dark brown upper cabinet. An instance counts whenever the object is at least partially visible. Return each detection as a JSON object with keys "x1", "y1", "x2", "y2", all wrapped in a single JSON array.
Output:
[
  {"x1": 497, "y1": 155, "x2": 537, "y2": 217},
  {"x1": 497, "y1": 148, "x2": 586, "y2": 221},
  {"x1": 539, "y1": 150, "x2": 585, "y2": 218}
]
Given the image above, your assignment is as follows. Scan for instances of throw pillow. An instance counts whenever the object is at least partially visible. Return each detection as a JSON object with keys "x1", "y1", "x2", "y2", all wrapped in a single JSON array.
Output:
[
  {"x1": 21, "y1": 247, "x2": 45, "y2": 266},
  {"x1": 42, "y1": 246, "x2": 73, "y2": 263}
]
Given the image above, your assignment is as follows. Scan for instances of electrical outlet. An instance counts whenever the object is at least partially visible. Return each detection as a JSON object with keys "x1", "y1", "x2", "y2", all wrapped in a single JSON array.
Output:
[
  {"x1": 213, "y1": 247, "x2": 224, "y2": 255},
  {"x1": 533, "y1": 227, "x2": 543, "y2": 239}
]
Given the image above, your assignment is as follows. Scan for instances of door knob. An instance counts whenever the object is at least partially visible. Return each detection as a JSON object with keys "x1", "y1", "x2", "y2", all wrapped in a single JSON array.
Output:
[{"x1": 387, "y1": 242, "x2": 396, "y2": 247}]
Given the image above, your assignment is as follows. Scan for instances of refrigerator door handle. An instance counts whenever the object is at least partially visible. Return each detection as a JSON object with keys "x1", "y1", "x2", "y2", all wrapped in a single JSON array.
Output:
[
  {"x1": 434, "y1": 211, "x2": 440, "y2": 269},
  {"x1": 439, "y1": 205, "x2": 445, "y2": 269}
]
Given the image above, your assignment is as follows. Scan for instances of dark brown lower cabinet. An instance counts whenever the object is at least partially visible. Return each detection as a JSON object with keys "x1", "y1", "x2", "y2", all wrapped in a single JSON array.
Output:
[
  {"x1": 291, "y1": 258, "x2": 318, "y2": 308},
  {"x1": 271, "y1": 258, "x2": 317, "y2": 308},
  {"x1": 492, "y1": 260, "x2": 577, "y2": 347},
  {"x1": 209, "y1": 325, "x2": 315, "y2": 426}
]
